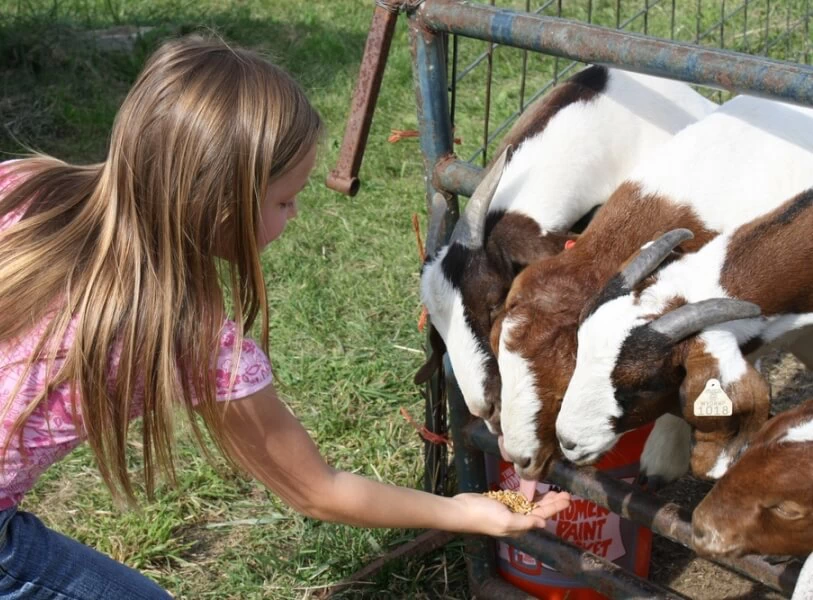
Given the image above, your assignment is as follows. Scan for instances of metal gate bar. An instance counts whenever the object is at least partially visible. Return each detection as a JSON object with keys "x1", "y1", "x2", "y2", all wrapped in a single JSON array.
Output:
[{"x1": 417, "y1": 0, "x2": 813, "y2": 107}]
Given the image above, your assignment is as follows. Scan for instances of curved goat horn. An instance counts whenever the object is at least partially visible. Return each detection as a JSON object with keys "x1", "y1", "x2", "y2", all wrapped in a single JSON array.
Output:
[
  {"x1": 425, "y1": 193, "x2": 448, "y2": 259},
  {"x1": 449, "y1": 145, "x2": 513, "y2": 248},
  {"x1": 649, "y1": 298, "x2": 762, "y2": 343},
  {"x1": 619, "y1": 228, "x2": 694, "y2": 290}
]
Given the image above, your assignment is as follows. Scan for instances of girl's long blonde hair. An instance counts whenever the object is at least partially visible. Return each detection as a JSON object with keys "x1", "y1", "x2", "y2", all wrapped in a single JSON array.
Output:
[{"x1": 0, "y1": 36, "x2": 323, "y2": 504}]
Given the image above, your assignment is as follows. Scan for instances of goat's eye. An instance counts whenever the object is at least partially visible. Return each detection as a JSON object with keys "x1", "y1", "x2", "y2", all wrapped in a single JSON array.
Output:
[{"x1": 769, "y1": 501, "x2": 805, "y2": 520}]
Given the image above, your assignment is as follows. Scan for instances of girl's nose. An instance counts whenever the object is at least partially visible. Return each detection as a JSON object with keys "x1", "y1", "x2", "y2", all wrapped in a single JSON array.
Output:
[{"x1": 288, "y1": 199, "x2": 298, "y2": 220}]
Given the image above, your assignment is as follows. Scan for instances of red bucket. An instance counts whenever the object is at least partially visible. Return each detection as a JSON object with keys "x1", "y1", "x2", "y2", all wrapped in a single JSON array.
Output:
[{"x1": 486, "y1": 424, "x2": 654, "y2": 600}]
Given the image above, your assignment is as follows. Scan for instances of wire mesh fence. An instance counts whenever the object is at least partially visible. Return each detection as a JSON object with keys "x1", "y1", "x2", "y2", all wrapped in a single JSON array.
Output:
[{"x1": 447, "y1": 0, "x2": 813, "y2": 166}]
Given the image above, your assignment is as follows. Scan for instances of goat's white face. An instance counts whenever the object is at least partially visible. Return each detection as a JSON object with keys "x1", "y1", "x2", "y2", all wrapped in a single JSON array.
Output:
[
  {"x1": 498, "y1": 315, "x2": 543, "y2": 476},
  {"x1": 556, "y1": 294, "x2": 645, "y2": 463},
  {"x1": 420, "y1": 247, "x2": 494, "y2": 426}
]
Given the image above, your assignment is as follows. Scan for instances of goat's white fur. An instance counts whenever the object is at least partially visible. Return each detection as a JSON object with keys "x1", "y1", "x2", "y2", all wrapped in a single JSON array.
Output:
[
  {"x1": 490, "y1": 70, "x2": 716, "y2": 230},
  {"x1": 557, "y1": 95, "x2": 813, "y2": 463},
  {"x1": 782, "y1": 417, "x2": 813, "y2": 443},
  {"x1": 639, "y1": 414, "x2": 693, "y2": 483},
  {"x1": 422, "y1": 68, "x2": 715, "y2": 422},
  {"x1": 705, "y1": 446, "x2": 740, "y2": 480},
  {"x1": 792, "y1": 553, "x2": 813, "y2": 600},
  {"x1": 499, "y1": 316, "x2": 543, "y2": 469},
  {"x1": 420, "y1": 248, "x2": 491, "y2": 419}
]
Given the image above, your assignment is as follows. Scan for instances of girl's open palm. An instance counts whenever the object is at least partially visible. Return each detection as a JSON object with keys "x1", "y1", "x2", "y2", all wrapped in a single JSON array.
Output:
[{"x1": 453, "y1": 490, "x2": 571, "y2": 538}]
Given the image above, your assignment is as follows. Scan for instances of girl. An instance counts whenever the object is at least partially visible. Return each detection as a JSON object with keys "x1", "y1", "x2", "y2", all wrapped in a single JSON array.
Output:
[{"x1": 0, "y1": 36, "x2": 570, "y2": 598}]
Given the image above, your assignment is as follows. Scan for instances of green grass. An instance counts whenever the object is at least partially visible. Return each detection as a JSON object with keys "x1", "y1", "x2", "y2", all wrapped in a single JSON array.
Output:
[{"x1": 1, "y1": 0, "x2": 811, "y2": 598}]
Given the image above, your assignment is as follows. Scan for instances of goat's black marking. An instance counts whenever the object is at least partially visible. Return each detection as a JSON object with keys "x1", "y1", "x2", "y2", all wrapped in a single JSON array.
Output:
[
  {"x1": 440, "y1": 243, "x2": 473, "y2": 289},
  {"x1": 582, "y1": 273, "x2": 629, "y2": 322},
  {"x1": 571, "y1": 204, "x2": 601, "y2": 234},
  {"x1": 736, "y1": 188, "x2": 813, "y2": 246},
  {"x1": 483, "y1": 209, "x2": 507, "y2": 245},
  {"x1": 570, "y1": 64, "x2": 610, "y2": 94},
  {"x1": 611, "y1": 324, "x2": 681, "y2": 413}
]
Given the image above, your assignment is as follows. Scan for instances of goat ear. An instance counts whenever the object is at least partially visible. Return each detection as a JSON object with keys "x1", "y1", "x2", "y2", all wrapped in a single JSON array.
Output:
[
  {"x1": 487, "y1": 229, "x2": 576, "y2": 277},
  {"x1": 414, "y1": 327, "x2": 447, "y2": 385},
  {"x1": 679, "y1": 343, "x2": 770, "y2": 433}
]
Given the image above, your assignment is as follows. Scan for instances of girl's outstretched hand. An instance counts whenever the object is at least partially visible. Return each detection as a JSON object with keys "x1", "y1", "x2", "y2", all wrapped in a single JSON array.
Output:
[{"x1": 452, "y1": 490, "x2": 571, "y2": 538}]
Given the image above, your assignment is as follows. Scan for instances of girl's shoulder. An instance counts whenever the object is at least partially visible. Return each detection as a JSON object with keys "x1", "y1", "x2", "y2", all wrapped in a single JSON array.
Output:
[
  {"x1": 213, "y1": 320, "x2": 273, "y2": 401},
  {"x1": 0, "y1": 159, "x2": 29, "y2": 232}
]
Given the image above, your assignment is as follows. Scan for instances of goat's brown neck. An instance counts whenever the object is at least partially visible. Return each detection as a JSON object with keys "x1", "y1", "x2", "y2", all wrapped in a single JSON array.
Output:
[
  {"x1": 722, "y1": 189, "x2": 813, "y2": 315},
  {"x1": 574, "y1": 183, "x2": 716, "y2": 281}
]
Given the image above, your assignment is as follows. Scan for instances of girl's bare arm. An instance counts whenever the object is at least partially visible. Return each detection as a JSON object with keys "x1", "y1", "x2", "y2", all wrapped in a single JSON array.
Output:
[{"x1": 217, "y1": 383, "x2": 570, "y2": 537}]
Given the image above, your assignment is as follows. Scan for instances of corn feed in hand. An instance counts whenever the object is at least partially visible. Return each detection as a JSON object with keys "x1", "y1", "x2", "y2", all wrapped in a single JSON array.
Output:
[{"x1": 485, "y1": 490, "x2": 535, "y2": 515}]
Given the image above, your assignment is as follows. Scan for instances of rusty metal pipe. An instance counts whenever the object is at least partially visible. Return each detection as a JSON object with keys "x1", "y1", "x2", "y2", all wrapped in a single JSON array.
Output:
[
  {"x1": 511, "y1": 530, "x2": 688, "y2": 599},
  {"x1": 433, "y1": 155, "x2": 482, "y2": 197},
  {"x1": 468, "y1": 423, "x2": 802, "y2": 596},
  {"x1": 417, "y1": 0, "x2": 813, "y2": 107},
  {"x1": 326, "y1": 3, "x2": 398, "y2": 196},
  {"x1": 472, "y1": 576, "x2": 537, "y2": 599}
]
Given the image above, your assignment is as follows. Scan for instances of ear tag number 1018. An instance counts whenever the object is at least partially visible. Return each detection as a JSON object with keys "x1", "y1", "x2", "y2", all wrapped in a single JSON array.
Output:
[{"x1": 694, "y1": 378, "x2": 733, "y2": 417}]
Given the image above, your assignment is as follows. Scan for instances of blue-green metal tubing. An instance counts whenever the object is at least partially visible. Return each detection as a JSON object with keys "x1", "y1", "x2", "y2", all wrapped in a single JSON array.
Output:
[
  {"x1": 416, "y1": 0, "x2": 813, "y2": 108},
  {"x1": 510, "y1": 530, "x2": 688, "y2": 599},
  {"x1": 409, "y1": 12, "x2": 455, "y2": 497}
]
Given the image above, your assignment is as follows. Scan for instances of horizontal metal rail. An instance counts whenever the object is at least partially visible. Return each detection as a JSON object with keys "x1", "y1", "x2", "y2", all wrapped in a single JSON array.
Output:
[
  {"x1": 510, "y1": 529, "x2": 688, "y2": 599},
  {"x1": 415, "y1": 0, "x2": 813, "y2": 107},
  {"x1": 468, "y1": 422, "x2": 803, "y2": 597}
]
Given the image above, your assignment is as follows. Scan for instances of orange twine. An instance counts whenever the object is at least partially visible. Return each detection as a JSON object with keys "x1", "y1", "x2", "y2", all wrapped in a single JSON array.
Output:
[
  {"x1": 412, "y1": 213, "x2": 429, "y2": 332},
  {"x1": 388, "y1": 129, "x2": 461, "y2": 145},
  {"x1": 400, "y1": 407, "x2": 452, "y2": 446}
]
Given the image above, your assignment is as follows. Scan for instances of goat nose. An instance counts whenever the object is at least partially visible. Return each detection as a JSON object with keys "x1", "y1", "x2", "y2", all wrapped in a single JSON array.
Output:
[
  {"x1": 516, "y1": 456, "x2": 532, "y2": 469},
  {"x1": 558, "y1": 434, "x2": 577, "y2": 452}
]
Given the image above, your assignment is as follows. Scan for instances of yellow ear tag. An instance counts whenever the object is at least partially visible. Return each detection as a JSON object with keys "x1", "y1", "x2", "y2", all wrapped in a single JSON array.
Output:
[{"x1": 693, "y1": 378, "x2": 733, "y2": 417}]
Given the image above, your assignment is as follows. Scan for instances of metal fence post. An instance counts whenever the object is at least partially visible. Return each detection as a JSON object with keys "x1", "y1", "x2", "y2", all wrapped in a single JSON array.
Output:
[{"x1": 407, "y1": 8, "x2": 458, "y2": 497}]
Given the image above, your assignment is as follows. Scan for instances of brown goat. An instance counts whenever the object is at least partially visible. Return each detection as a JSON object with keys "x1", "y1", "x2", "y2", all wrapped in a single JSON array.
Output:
[{"x1": 692, "y1": 398, "x2": 813, "y2": 558}]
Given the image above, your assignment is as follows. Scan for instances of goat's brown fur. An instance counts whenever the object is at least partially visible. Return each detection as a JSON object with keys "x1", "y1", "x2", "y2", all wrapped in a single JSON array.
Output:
[
  {"x1": 722, "y1": 189, "x2": 813, "y2": 314},
  {"x1": 496, "y1": 182, "x2": 715, "y2": 476},
  {"x1": 679, "y1": 345, "x2": 771, "y2": 478}
]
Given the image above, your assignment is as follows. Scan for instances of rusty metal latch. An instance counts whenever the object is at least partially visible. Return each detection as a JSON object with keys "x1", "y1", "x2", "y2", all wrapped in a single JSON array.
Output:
[{"x1": 325, "y1": 2, "x2": 406, "y2": 196}]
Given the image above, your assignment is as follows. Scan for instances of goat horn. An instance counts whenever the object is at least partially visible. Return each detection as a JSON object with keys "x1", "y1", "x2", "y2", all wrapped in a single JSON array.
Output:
[
  {"x1": 649, "y1": 298, "x2": 762, "y2": 343},
  {"x1": 619, "y1": 228, "x2": 694, "y2": 290},
  {"x1": 449, "y1": 145, "x2": 513, "y2": 248},
  {"x1": 425, "y1": 193, "x2": 448, "y2": 258}
]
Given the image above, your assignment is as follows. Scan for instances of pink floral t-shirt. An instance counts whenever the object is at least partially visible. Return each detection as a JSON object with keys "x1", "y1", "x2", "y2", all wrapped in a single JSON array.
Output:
[{"x1": 0, "y1": 162, "x2": 274, "y2": 508}]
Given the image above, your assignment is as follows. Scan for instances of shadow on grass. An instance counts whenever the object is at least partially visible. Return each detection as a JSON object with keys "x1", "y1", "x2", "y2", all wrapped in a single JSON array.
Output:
[{"x1": 0, "y1": 6, "x2": 367, "y2": 162}]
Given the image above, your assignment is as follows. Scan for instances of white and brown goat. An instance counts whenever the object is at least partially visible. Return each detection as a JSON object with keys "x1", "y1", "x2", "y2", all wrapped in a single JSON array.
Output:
[
  {"x1": 418, "y1": 65, "x2": 715, "y2": 431},
  {"x1": 496, "y1": 95, "x2": 813, "y2": 482},
  {"x1": 556, "y1": 184, "x2": 813, "y2": 481}
]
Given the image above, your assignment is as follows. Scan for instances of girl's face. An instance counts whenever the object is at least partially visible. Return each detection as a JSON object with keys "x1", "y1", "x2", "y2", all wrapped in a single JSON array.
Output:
[{"x1": 258, "y1": 144, "x2": 318, "y2": 248}]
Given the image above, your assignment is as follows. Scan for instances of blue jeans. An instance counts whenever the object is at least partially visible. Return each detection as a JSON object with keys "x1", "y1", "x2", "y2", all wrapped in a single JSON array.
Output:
[{"x1": 0, "y1": 506, "x2": 171, "y2": 599}]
